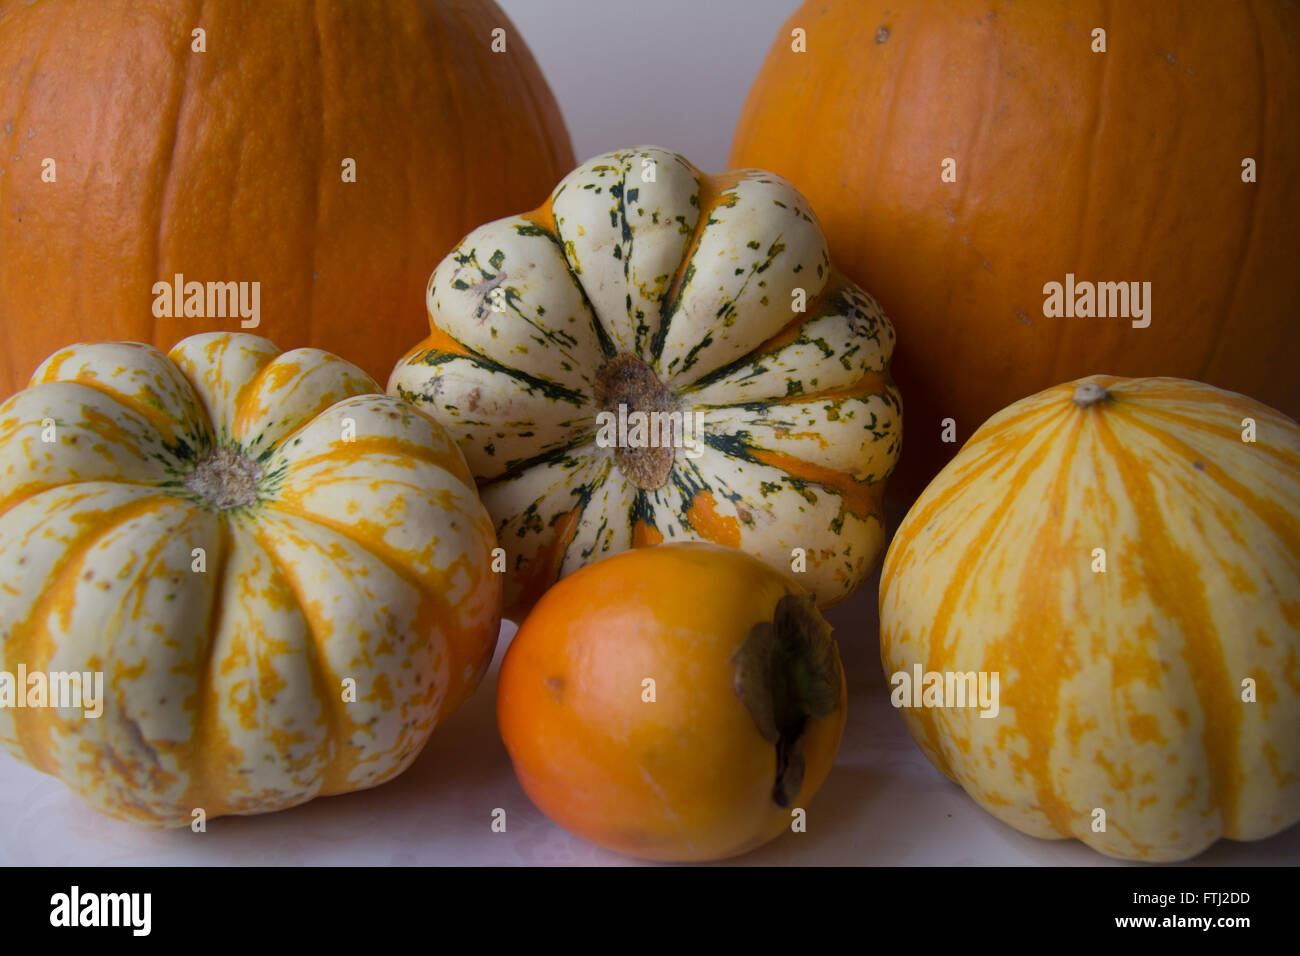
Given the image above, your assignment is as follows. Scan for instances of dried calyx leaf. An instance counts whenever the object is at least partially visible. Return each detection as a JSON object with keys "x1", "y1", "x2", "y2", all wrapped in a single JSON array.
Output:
[{"x1": 732, "y1": 592, "x2": 842, "y2": 808}]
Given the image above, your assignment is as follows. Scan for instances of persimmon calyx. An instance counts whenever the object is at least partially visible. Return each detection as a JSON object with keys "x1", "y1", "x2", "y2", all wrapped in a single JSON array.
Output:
[{"x1": 732, "y1": 591, "x2": 841, "y2": 808}]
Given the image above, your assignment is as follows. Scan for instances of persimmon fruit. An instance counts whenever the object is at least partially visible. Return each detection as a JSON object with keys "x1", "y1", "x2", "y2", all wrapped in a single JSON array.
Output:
[{"x1": 497, "y1": 542, "x2": 847, "y2": 861}]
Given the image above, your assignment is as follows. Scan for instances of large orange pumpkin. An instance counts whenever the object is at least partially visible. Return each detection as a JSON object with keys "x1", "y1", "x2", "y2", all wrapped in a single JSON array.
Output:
[
  {"x1": 730, "y1": 0, "x2": 1300, "y2": 499},
  {"x1": 0, "y1": 0, "x2": 573, "y2": 398}
]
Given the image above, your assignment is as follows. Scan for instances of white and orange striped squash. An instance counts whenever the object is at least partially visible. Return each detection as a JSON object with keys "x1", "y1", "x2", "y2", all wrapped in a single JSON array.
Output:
[
  {"x1": 0, "y1": 332, "x2": 501, "y2": 826},
  {"x1": 879, "y1": 376, "x2": 1300, "y2": 861},
  {"x1": 389, "y1": 147, "x2": 901, "y2": 620}
]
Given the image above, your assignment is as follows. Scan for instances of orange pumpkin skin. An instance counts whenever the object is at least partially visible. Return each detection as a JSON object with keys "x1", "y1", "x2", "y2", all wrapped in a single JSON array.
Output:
[
  {"x1": 730, "y1": 0, "x2": 1300, "y2": 500},
  {"x1": 497, "y1": 542, "x2": 847, "y2": 862},
  {"x1": 0, "y1": 0, "x2": 574, "y2": 398}
]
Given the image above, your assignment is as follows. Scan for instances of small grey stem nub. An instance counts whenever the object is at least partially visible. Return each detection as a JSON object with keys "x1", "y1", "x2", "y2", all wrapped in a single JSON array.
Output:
[{"x1": 1073, "y1": 382, "x2": 1110, "y2": 407}]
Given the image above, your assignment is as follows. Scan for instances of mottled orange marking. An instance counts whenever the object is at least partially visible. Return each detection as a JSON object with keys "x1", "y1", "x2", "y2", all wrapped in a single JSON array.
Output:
[
  {"x1": 231, "y1": 359, "x2": 305, "y2": 435},
  {"x1": 280, "y1": 437, "x2": 466, "y2": 485},
  {"x1": 401, "y1": 323, "x2": 477, "y2": 366},
  {"x1": 1127, "y1": 713, "x2": 1166, "y2": 746},
  {"x1": 737, "y1": 271, "x2": 856, "y2": 355},
  {"x1": 40, "y1": 370, "x2": 182, "y2": 443},
  {"x1": 632, "y1": 520, "x2": 664, "y2": 547},
  {"x1": 685, "y1": 490, "x2": 740, "y2": 548},
  {"x1": 660, "y1": 170, "x2": 750, "y2": 310},
  {"x1": 748, "y1": 447, "x2": 881, "y2": 517},
  {"x1": 80, "y1": 405, "x2": 151, "y2": 461},
  {"x1": 1095, "y1": 408, "x2": 1241, "y2": 837},
  {"x1": 521, "y1": 199, "x2": 559, "y2": 237},
  {"x1": 770, "y1": 370, "x2": 894, "y2": 410},
  {"x1": 368, "y1": 672, "x2": 394, "y2": 710},
  {"x1": 508, "y1": 505, "x2": 584, "y2": 622},
  {"x1": 915, "y1": 411, "x2": 1075, "y2": 802}
]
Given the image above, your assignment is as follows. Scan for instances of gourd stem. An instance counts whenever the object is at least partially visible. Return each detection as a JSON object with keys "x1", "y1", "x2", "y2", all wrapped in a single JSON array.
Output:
[
  {"x1": 1073, "y1": 382, "x2": 1110, "y2": 407},
  {"x1": 594, "y1": 353, "x2": 679, "y2": 490},
  {"x1": 185, "y1": 447, "x2": 263, "y2": 510}
]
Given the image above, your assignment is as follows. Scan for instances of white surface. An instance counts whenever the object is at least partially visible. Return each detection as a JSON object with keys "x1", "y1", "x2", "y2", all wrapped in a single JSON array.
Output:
[
  {"x1": 3, "y1": 553, "x2": 1296, "y2": 866},
  {"x1": 496, "y1": 0, "x2": 798, "y2": 172}
]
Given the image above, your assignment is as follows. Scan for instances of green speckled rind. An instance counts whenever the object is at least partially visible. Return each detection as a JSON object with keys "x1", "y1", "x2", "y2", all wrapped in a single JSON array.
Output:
[{"x1": 389, "y1": 147, "x2": 901, "y2": 617}]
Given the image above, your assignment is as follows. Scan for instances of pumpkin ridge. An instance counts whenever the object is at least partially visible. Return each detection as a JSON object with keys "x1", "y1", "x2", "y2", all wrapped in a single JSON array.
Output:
[
  {"x1": 166, "y1": 335, "x2": 282, "y2": 444},
  {"x1": 93, "y1": 498, "x2": 215, "y2": 814},
  {"x1": 676, "y1": 271, "x2": 866, "y2": 394},
  {"x1": 913, "y1": 409, "x2": 1077, "y2": 787},
  {"x1": 1029, "y1": 408, "x2": 1102, "y2": 837},
  {"x1": 651, "y1": 170, "x2": 746, "y2": 368},
  {"x1": 24, "y1": 373, "x2": 190, "y2": 451},
  {"x1": 997, "y1": 407, "x2": 1091, "y2": 839},
  {"x1": 1, "y1": 383, "x2": 196, "y2": 488},
  {"x1": 501, "y1": 459, "x2": 604, "y2": 620},
  {"x1": 8, "y1": 491, "x2": 184, "y2": 775},
  {"x1": 232, "y1": 405, "x2": 316, "y2": 468},
  {"x1": 0, "y1": 474, "x2": 185, "y2": 521},
  {"x1": 271, "y1": 435, "x2": 467, "y2": 484},
  {"x1": 269, "y1": 462, "x2": 500, "y2": 690},
  {"x1": 743, "y1": 369, "x2": 895, "y2": 409},
  {"x1": 963, "y1": 397, "x2": 1074, "y2": 446},
  {"x1": 177, "y1": 509, "x2": 229, "y2": 819},
  {"x1": 698, "y1": 436, "x2": 882, "y2": 519},
  {"x1": 1136, "y1": 405, "x2": 1300, "y2": 472},
  {"x1": 195, "y1": 521, "x2": 317, "y2": 819},
  {"x1": 614, "y1": 161, "x2": 641, "y2": 355},
  {"x1": 396, "y1": 340, "x2": 591, "y2": 410},
  {"x1": 476, "y1": 439, "x2": 598, "y2": 491},
  {"x1": 512, "y1": 199, "x2": 622, "y2": 363},
  {"x1": 1092, "y1": 405, "x2": 1240, "y2": 842},
  {"x1": 1116, "y1": 405, "x2": 1300, "y2": 566},
  {"x1": 885, "y1": 399, "x2": 1070, "y2": 567},
  {"x1": 264, "y1": 497, "x2": 456, "y2": 602},
  {"x1": 245, "y1": 514, "x2": 400, "y2": 799}
]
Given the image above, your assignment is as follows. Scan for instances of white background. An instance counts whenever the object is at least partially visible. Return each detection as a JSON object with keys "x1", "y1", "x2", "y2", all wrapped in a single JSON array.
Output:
[
  {"x1": 2, "y1": 0, "x2": 1296, "y2": 867},
  {"x1": 497, "y1": 0, "x2": 799, "y2": 172}
]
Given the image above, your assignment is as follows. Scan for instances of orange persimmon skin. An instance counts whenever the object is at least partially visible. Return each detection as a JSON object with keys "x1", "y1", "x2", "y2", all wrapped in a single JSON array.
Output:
[{"x1": 497, "y1": 542, "x2": 847, "y2": 862}]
